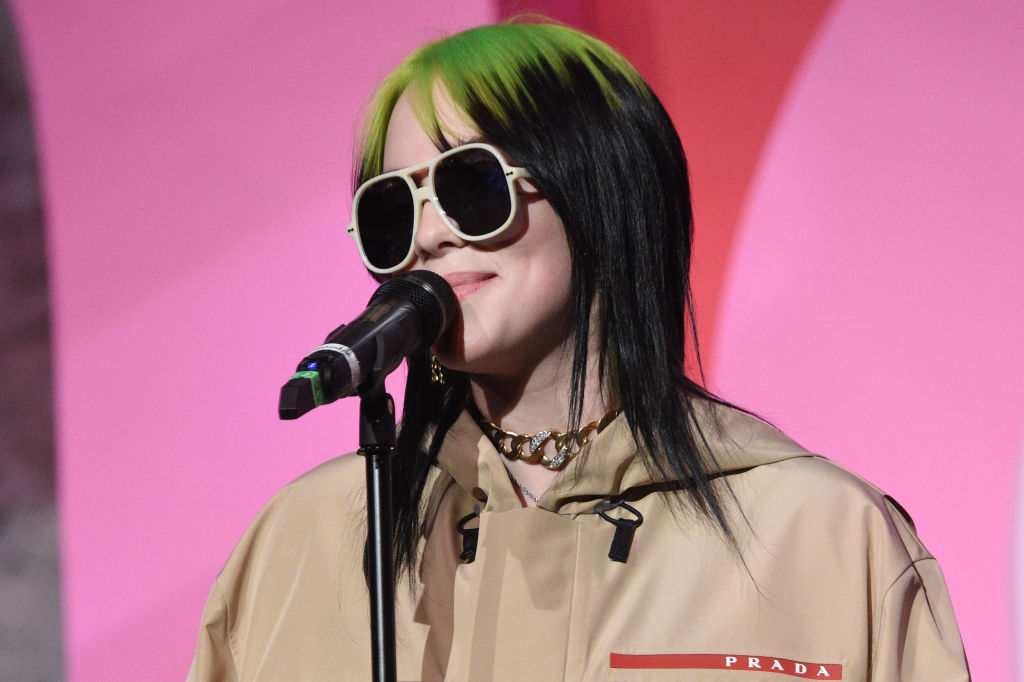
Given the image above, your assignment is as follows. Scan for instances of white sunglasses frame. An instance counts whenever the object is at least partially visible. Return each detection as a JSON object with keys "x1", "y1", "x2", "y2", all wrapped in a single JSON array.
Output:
[{"x1": 346, "y1": 142, "x2": 532, "y2": 275}]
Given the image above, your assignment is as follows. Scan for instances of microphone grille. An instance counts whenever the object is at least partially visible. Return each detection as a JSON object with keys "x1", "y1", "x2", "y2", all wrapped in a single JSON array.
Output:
[{"x1": 368, "y1": 270, "x2": 457, "y2": 347}]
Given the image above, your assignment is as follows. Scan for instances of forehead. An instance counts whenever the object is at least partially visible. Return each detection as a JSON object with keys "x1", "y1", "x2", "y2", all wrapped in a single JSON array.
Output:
[{"x1": 382, "y1": 88, "x2": 480, "y2": 171}]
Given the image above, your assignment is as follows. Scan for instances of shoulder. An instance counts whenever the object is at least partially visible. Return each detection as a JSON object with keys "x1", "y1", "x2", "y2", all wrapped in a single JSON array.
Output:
[
  {"x1": 703, "y1": 402, "x2": 922, "y2": 548},
  {"x1": 703, "y1": 413, "x2": 967, "y2": 678},
  {"x1": 192, "y1": 455, "x2": 388, "y2": 677},
  {"x1": 697, "y1": 402, "x2": 930, "y2": 566},
  {"x1": 280, "y1": 449, "x2": 367, "y2": 498},
  {"x1": 214, "y1": 454, "x2": 368, "y2": 586},
  {"x1": 256, "y1": 453, "x2": 366, "y2": 525},
  {"x1": 733, "y1": 452, "x2": 933, "y2": 570}
]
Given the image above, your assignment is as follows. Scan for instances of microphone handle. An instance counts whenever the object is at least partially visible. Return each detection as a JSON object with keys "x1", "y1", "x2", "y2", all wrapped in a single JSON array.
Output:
[{"x1": 278, "y1": 298, "x2": 423, "y2": 419}]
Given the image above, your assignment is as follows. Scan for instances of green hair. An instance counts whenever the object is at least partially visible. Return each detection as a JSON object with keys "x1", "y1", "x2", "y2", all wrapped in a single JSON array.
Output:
[{"x1": 357, "y1": 22, "x2": 648, "y2": 182}]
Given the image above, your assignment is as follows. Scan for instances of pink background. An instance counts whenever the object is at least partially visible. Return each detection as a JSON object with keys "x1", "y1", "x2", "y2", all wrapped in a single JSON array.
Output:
[
  {"x1": 10, "y1": 1, "x2": 1020, "y2": 679},
  {"x1": 712, "y1": 4, "x2": 1024, "y2": 682}
]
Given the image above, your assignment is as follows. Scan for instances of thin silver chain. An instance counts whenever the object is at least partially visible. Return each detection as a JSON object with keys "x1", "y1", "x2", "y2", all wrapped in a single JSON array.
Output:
[{"x1": 508, "y1": 473, "x2": 539, "y2": 504}]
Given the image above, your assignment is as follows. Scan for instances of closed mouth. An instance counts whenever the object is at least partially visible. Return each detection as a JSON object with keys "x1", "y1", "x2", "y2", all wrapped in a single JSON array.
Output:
[{"x1": 442, "y1": 271, "x2": 496, "y2": 301}]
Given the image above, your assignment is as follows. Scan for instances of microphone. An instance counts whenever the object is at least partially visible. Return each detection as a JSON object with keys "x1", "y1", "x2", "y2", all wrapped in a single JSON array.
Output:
[{"x1": 278, "y1": 270, "x2": 457, "y2": 419}]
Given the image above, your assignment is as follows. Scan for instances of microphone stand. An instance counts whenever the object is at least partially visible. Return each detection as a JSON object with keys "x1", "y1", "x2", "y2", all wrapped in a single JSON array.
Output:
[
  {"x1": 358, "y1": 383, "x2": 397, "y2": 682},
  {"x1": 277, "y1": 271, "x2": 455, "y2": 680}
]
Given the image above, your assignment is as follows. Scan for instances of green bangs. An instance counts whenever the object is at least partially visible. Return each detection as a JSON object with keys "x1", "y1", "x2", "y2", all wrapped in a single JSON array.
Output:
[{"x1": 357, "y1": 22, "x2": 648, "y2": 181}]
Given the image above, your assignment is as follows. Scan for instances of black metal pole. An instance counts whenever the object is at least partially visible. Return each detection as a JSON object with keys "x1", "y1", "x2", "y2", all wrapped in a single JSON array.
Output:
[{"x1": 358, "y1": 386, "x2": 397, "y2": 682}]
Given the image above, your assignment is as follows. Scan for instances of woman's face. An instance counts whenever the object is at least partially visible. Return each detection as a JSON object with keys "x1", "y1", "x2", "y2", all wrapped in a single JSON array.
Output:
[{"x1": 381, "y1": 91, "x2": 573, "y2": 379}]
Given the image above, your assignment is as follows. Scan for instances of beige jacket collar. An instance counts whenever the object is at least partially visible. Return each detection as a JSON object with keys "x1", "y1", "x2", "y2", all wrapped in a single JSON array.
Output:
[{"x1": 435, "y1": 400, "x2": 814, "y2": 516}]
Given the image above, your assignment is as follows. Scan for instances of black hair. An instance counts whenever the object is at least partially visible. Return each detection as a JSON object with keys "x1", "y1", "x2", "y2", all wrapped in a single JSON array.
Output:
[{"x1": 355, "y1": 23, "x2": 740, "y2": 583}]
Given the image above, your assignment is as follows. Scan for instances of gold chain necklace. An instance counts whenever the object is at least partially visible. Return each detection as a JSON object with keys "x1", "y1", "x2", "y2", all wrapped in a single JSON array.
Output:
[{"x1": 477, "y1": 408, "x2": 621, "y2": 471}]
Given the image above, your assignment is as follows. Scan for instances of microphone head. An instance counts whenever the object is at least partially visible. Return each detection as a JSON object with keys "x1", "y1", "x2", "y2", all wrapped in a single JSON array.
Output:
[{"x1": 367, "y1": 270, "x2": 457, "y2": 348}]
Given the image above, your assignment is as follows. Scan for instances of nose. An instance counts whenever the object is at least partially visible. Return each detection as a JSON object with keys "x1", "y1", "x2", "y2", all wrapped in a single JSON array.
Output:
[{"x1": 412, "y1": 190, "x2": 465, "y2": 263}]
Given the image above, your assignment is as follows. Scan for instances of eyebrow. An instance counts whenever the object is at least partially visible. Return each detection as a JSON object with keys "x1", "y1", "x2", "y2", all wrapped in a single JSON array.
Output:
[{"x1": 379, "y1": 135, "x2": 487, "y2": 174}]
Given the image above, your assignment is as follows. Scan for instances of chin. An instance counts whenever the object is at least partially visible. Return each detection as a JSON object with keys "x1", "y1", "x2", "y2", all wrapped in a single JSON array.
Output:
[
  {"x1": 433, "y1": 333, "x2": 511, "y2": 377},
  {"x1": 431, "y1": 306, "x2": 495, "y2": 372}
]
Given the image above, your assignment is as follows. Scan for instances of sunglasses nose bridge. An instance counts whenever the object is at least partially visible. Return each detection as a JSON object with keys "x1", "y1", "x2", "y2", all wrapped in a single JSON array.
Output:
[
  {"x1": 409, "y1": 184, "x2": 434, "y2": 207},
  {"x1": 409, "y1": 183, "x2": 453, "y2": 227},
  {"x1": 410, "y1": 184, "x2": 465, "y2": 262}
]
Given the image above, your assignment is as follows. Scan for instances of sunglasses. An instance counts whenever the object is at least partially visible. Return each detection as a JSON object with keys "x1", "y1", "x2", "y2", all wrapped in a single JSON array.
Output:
[{"x1": 346, "y1": 142, "x2": 532, "y2": 274}]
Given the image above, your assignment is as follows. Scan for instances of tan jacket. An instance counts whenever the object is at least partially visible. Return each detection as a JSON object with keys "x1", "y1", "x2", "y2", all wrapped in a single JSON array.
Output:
[{"x1": 189, "y1": 405, "x2": 969, "y2": 680}]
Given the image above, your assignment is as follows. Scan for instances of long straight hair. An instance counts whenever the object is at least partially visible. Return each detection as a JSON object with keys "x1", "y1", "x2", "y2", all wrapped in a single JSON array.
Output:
[{"x1": 354, "y1": 22, "x2": 737, "y2": 581}]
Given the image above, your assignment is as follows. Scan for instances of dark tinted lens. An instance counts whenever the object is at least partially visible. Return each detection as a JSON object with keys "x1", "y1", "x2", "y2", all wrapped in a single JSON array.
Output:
[
  {"x1": 434, "y1": 148, "x2": 512, "y2": 237},
  {"x1": 357, "y1": 177, "x2": 414, "y2": 270}
]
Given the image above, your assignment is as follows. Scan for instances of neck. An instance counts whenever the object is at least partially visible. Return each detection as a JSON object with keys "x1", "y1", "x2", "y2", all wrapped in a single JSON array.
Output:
[
  {"x1": 468, "y1": 332, "x2": 610, "y2": 433},
  {"x1": 469, "y1": 343, "x2": 610, "y2": 508},
  {"x1": 464, "y1": 316, "x2": 611, "y2": 507}
]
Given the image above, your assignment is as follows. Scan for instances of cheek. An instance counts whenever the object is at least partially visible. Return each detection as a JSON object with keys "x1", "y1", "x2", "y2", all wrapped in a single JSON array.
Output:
[
  {"x1": 543, "y1": 251, "x2": 573, "y2": 304},
  {"x1": 521, "y1": 214, "x2": 573, "y2": 316},
  {"x1": 535, "y1": 208, "x2": 572, "y2": 284}
]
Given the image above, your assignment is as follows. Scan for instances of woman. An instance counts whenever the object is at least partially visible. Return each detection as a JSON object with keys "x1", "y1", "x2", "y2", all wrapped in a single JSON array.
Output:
[{"x1": 189, "y1": 22, "x2": 969, "y2": 680}]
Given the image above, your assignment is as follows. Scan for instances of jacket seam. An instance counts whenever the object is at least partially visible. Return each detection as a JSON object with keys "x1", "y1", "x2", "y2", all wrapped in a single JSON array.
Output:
[
  {"x1": 870, "y1": 557, "x2": 937, "y2": 678},
  {"x1": 562, "y1": 518, "x2": 583, "y2": 680},
  {"x1": 217, "y1": 577, "x2": 241, "y2": 680}
]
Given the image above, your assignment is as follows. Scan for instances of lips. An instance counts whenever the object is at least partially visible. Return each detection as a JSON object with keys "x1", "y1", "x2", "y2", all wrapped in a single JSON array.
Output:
[{"x1": 442, "y1": 271, "x2": 496, "y2": 301}]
